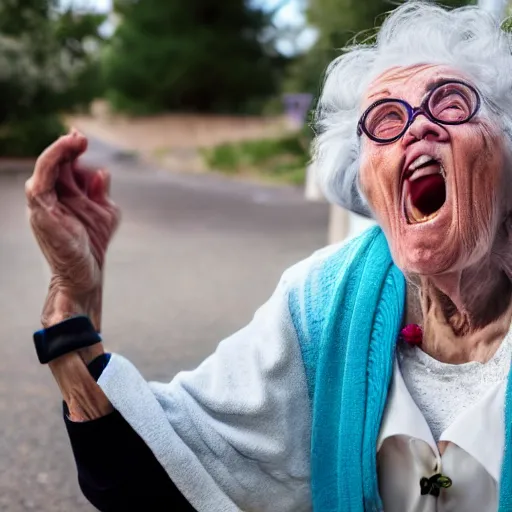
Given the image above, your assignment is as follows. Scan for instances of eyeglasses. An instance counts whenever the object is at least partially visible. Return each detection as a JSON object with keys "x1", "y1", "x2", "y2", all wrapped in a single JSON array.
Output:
[{"x1": 357, "y1": 80, "x2": 481, "y2": 144}]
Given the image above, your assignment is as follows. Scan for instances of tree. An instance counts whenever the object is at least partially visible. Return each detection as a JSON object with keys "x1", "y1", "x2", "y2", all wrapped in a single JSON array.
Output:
[
  {"x1": 287, "y1": 0, "x2": 475, "y2": 97},
  {"x1": 0, "y1": 0, "x2": 106, "y2": 157},
  {"x1": 102, "y1": 0, "x2": 289, "y2": 114}
]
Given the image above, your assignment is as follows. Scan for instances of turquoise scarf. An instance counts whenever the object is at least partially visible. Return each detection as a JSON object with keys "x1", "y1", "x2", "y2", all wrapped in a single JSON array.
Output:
[{"x1": 291, "y1": 226, "x2": 512, "y2": 511}]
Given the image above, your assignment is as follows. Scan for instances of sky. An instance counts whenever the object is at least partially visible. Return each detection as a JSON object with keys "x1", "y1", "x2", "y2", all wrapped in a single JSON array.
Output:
[{"x1": 62, "y1": 0, "x2": 316, "y2": 54}]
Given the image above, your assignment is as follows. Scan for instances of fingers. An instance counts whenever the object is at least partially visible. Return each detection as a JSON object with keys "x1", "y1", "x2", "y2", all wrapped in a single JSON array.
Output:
[
  {"x1": 102, "y1": 169, "x2": 112, "y2": 197},
  {"x1": 89, "y1": 169, "x2": 112, "y2": 206},
  {"x1": 56, "y1": 161, "x2": 112, "y2": 207},
  {"x1": 56, "y1": 162, "x2": 119, "y2": 228},
  {"x1": 70, "y1": 161, "x2": 112, "y2": 205},
  {"x1": 59, "y1": 165, "x2": 121, "y2": 234},
  {"x1": 26, "y1": 130, "x2": 88, "y2": 201},
  {"x1": 56, "y1": 161, "x2": 82, "y2": 198}
]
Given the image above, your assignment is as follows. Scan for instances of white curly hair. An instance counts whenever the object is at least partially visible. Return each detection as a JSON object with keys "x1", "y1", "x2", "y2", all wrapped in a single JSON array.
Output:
[{"x1": 313, "y1": 1, "x2": 512, "y2": 218}]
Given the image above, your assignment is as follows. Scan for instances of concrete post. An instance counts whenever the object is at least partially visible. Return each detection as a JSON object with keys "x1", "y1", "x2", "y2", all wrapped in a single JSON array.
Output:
[
  {"x1": 328, "y1": 205, "x2": 350, "y2": 243},
  {"x1": 304, "y1": 163, "x2": 325, "y2": 202},
  {"x1": 327, "y1": 206, "x2": 378, "y2": 244}
]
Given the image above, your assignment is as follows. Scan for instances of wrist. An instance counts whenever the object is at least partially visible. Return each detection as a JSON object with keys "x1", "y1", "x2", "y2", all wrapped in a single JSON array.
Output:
[{"x1": 42, "y1": 282, "x2": 102, "y2": 331}]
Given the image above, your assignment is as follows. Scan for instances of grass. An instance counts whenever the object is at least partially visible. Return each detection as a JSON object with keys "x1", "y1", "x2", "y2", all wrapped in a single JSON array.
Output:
[{"x1": 201, "y1": 133, "x2": 310, "y2": 186}]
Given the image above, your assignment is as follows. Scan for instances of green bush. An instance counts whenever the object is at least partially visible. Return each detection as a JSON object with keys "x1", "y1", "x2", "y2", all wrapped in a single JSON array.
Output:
[
  {"x1": 204, "y1": 144, "x2": 240, "y2": 174},
  {"x1": 202, "y1": 133, "x2": 310, "y2": 185},
  {"x1": 0, "y1": 115, "x2": 65, "y2": 158}
]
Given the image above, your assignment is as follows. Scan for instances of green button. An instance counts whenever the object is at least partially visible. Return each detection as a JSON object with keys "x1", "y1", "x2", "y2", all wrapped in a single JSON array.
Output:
[{"x1": 436, "y1": 475, "x2": 452, "y2": 489}]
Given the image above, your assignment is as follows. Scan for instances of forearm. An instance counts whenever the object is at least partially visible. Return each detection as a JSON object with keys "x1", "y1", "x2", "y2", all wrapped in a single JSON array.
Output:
[
  {"x1": 49, "y1": 350, "x2": 113, "y2": 422},
  {"x1": 43, "y1": 285, "x2": 113, "y2": 422}
]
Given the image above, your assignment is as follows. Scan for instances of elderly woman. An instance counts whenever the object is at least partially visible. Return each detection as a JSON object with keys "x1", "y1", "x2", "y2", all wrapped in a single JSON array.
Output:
[{"x1": 25, "y1": 2, "x2": 512, "y2": 511}]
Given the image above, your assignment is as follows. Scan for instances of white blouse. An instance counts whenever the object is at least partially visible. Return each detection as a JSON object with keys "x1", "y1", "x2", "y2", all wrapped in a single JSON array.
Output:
[{"x1": 378, "y1": 358, "x2": 506, "y2": 512}]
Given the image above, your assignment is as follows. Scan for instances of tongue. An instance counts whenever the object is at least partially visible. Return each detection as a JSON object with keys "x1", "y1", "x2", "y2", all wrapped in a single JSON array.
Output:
[{"x1": 409, "y1": 174, "x2": 446, "y2": 215}]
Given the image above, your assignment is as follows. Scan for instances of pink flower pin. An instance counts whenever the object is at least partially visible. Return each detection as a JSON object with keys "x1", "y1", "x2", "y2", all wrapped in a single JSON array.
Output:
[{"x1": 400, "y1": 324, "x2": 423, "y2": 346}]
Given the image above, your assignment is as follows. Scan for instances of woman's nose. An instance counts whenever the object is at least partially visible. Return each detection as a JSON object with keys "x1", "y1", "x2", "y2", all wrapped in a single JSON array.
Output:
[{"x1": 403, "y1": 114, "x2": 450, "y2": 145}]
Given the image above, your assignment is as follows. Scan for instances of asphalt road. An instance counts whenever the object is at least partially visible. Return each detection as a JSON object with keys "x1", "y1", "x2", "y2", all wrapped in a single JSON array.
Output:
[{"x1": 0, "y1": 139, "x2": 329, "y2": 511}]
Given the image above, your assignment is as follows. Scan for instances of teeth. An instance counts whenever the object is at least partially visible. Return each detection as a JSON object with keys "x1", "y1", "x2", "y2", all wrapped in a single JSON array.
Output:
[
  {"x1": 409, "y1": 163, "x2": 445, "y2": 183},
  {"x1": 408, "y1": 154, "x2": 436, "y2": 172},
  {"x1": 405, "y1": 192, "x2": 432, "y2": 223}
]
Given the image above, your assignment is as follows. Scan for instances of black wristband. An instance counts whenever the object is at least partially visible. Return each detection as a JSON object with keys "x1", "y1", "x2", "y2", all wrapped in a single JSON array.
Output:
[{"x1": 33, "y1": 315, "x2": 102, "y2": 364}]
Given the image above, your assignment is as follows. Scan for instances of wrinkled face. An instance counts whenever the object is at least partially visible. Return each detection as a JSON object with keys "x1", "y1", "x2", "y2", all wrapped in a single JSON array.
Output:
[{"x1": 359, "y1": 64, "x2": 507, "y2": 276}]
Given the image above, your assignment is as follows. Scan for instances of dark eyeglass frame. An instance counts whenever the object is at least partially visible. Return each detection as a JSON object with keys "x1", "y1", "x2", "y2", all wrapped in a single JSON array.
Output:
[{"x1": 356, "y1": 79, "x2": 481, "y2": 144}]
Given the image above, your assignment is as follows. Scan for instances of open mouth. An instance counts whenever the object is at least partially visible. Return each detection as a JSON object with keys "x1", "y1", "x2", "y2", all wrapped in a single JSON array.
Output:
[{"x1": 403, "y1": 155, "x2": 446, "y2": 224}]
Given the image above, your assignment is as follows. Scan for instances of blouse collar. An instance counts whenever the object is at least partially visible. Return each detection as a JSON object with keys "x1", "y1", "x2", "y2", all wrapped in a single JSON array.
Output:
[{"x1": 378, "y1": 358, "x2": 506, "y2": 481}]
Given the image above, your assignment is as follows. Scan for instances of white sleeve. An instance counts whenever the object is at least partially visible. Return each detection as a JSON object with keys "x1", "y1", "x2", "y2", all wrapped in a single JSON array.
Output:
[{"x1": 97, "y1": 266, "x2": 312, "y2": 512}]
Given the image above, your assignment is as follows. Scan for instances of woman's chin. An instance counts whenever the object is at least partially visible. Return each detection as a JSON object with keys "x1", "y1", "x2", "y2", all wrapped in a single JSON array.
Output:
[
  {"x1": 398, "y1": 255, "x2": 454, "y2": 277},
  {"x1": 392, "y1": 202, "x2": 457, "y2": 275}
]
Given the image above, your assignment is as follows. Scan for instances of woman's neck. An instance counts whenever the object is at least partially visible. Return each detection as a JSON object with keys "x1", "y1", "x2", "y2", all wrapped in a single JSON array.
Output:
[{"x1": 406, "y1": 258, "x2": 512, "y2": 364}]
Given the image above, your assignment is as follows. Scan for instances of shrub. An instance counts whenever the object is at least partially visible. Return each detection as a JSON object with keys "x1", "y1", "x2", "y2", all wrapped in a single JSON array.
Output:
[{"x1": 202, "y1": 133, "x2": 309, "y2": 185}]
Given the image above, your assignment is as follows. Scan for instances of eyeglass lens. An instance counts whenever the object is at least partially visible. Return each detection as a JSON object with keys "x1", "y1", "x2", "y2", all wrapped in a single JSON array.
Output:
[{"x1": 364, "y1": 82, "x2": 478, "y2": 142}]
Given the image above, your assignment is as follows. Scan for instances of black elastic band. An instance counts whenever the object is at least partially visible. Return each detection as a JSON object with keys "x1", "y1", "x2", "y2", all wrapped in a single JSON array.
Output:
[{"x1": 33, "y1": 315, "x2": 102, "y2": 364}]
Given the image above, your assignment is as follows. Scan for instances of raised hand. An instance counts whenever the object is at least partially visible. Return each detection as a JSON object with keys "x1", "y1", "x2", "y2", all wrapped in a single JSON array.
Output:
[{"x1": 25, "y1": 130, "x2": 120, "y2": 330}]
